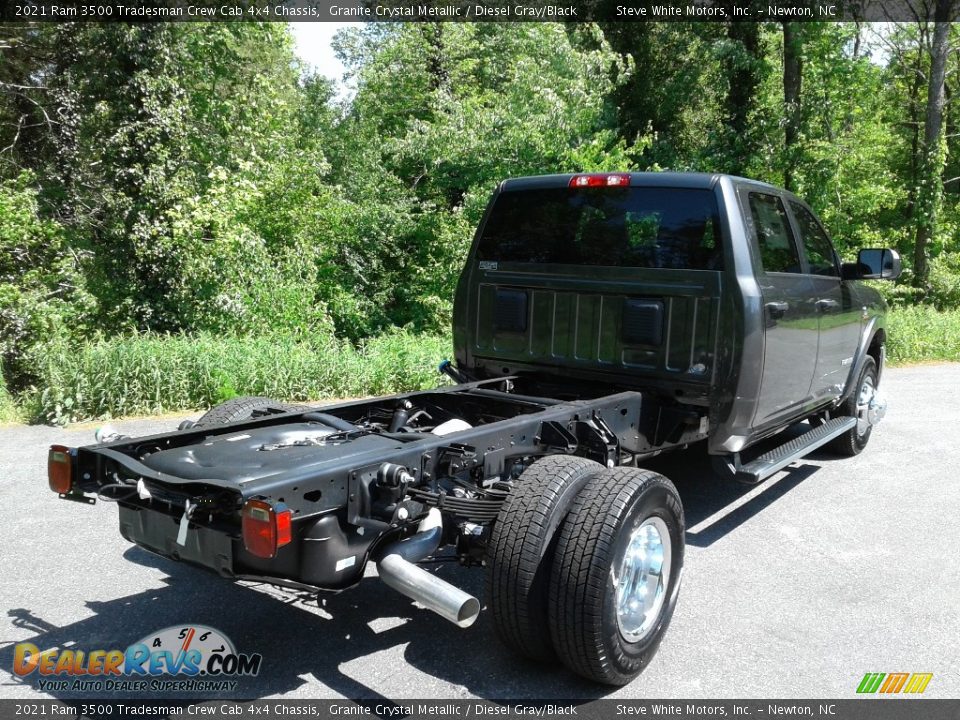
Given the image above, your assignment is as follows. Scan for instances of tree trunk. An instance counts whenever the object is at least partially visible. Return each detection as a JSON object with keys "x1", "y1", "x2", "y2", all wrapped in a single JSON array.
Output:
[
  {"x1": 905, "y1": 50, "x2": 924, "y2": 224},
  {"x1": 913, "y1": 2, "x2": 953, "y2": 291},
  {"x1": 782, "y1": 23, "x2": 803, "y2": 191},
  {"x1": 724, "y1": 22, "x2": 762, "y2": 175},
  {"x1": 599, "y1": 23, "x2": 655, "y2": 149}
]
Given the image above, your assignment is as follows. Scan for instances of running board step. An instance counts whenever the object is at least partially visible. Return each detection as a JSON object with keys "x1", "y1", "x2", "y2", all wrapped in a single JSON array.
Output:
[{"x1": 735, "y1": 416, "x2": 857, "y2": 484}]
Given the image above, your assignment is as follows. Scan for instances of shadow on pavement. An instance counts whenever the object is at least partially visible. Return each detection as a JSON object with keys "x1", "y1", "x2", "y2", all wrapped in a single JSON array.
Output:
[
  {"x1": 2, "y1": 546, "x2": 607, "y2": 705},
  {"x1": 647, "y1": 424, "x2": 835, "y2": 548}
]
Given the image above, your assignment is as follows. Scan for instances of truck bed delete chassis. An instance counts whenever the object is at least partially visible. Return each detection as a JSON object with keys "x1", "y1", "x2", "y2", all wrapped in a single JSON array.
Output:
[{"x1": 71, "y1": 377, "x2": 706, "y2": 592}]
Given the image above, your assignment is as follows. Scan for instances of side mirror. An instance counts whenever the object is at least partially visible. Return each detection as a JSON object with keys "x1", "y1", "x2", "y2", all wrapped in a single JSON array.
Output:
[{"x1": 842, "y1": 248, "x2": 902, "y2": 281}]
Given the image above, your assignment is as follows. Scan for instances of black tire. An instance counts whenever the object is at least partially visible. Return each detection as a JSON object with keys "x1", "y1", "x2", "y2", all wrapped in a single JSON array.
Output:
[
  {"x1": 486, "y1": 455, "x2": 605, "y2": 662},
  {"x1": 549, "y1": 467, "x2": 685, "y2": 686},
  {"x1": 194, "y1": 396, "x2": 312, "y2": 428},
  {"x1": 828, "y1": 356, "x2": 878, "y2": 457}
]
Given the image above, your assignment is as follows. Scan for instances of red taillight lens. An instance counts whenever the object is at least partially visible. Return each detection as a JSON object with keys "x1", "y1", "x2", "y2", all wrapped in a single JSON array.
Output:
[
  {"x1": 275, "y1": 507, "x2": 292, "y2": 547},
  {"x1": 48, "y1": 445, "x2": 73, "y2": 494},
  {"x1": 242, "y1": 499, "x2": 292, "y2": 559},
  {"x1": 569, "y1": 173, "x2": 631, "y2": 188}
]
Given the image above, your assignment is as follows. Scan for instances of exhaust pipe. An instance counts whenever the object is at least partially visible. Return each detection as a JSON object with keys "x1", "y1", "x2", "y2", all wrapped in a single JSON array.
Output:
[{"x1": 376, "y1": 509, "x2": 481, "y2": 628}]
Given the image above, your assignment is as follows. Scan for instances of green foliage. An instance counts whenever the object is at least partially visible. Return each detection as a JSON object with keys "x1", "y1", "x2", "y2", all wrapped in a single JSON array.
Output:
[
  {"x1": 790, "y1": 27, "x2": 907, "y2": 254},
  {"x1": 887, "y1": 307, "x2": 960, "y2": 364},
  {"x1": 600, "y1": 23, "x2": 734, "y2": 170},
  {"x1": 0, "y1": 369, "x2": 21, "y2": 424},
  {"x1": 1, "y1": 21, "x2": 959, "y2": 424},
  {"x1": 322, "y1": 23, "x2": 629, "y2": 338},
  {"x1": 0, "y1": 172, "x2": 93, "y2": 386},
  {"x1": 875, "y1": 252, "x2": 960, "y2": 309},
  {"x1": 27, "y1": 331, "x2": 451, "y2": 424},
  {"x1": 55, "y1": 24, "x2": 331, "y2": 336}
]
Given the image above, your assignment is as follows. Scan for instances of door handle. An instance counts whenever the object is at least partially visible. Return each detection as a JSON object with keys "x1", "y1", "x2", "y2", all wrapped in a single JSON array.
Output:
[
  {"x1": 765, "y1": 301, "x2": 789, "y2": 318},
  {"x1": 816, "y1": 298, "x2": 840, "y2": 313}
]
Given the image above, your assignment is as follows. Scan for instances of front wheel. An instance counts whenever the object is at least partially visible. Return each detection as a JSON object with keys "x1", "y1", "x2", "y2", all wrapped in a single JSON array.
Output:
[
  {"x1": 829, "y1": 356, "x2": 881, "y2": 457},
  {"x1": 548, "y1": 467, "x2": 685, "y2": 685}
]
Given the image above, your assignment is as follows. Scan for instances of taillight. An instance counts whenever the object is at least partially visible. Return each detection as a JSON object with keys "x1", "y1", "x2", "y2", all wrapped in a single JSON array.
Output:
[
  {"x1": 242, "y1": 499, "x2": 292, "y2": 559},
  {"x1": 48, "y1": 445, "x2": 73, "y2": 494},
  {"x1": 569, "y1": 173, "x2": 631, "y2": 188}
]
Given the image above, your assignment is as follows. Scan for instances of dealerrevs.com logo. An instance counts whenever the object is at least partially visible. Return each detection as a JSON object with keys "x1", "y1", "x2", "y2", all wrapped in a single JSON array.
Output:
[{"x1": 13, "y1": 625, "x2": 262, "y2": 693}]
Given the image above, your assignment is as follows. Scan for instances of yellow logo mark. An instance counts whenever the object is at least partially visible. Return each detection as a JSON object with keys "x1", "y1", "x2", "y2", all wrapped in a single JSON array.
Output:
[{"x1": 902, "y1": 673, "x2": 934, "y2": 694}]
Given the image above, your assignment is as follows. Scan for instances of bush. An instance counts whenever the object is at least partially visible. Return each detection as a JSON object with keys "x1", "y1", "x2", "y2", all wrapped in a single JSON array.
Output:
[
  {"x1": 0, "y1": 373, "x2": 20, "y2": 423},
  {"x1": 0, "y1": 172, "x2": 93, "y2": 388},
  {"x1": 887, "y1": 306, "x2": 960, "y2": 364},
  {"x1": 27, "y1": 330, "x2": 452, "y2": 424}
]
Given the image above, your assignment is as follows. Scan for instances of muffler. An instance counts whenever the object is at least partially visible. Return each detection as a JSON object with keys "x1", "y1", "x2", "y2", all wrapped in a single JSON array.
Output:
[{"x1": 376, "y1": 509, "x2": 480, "y2": 628}]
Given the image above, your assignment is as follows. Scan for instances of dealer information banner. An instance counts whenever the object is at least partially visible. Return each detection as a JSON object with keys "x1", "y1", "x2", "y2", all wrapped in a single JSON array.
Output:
[
  {"x1": 2, "y1": 0, "x2": 958, "y2": 23},
  {"x1": 4, "y1": 700, "x2": 960, "y2": 720}
]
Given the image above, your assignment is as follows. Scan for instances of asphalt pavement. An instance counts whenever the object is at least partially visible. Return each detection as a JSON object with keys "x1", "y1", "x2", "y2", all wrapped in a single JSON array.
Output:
[{"x1": 1, "y1": 364, "x2": 958, "y2": 701}]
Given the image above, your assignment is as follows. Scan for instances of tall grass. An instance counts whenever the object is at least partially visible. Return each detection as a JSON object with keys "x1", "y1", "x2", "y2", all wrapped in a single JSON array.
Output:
[
  {"x1": 26, "y1": 331, "x2": 452, "y2": 424},
  {"x1": 887, "y1": 307, "x2": 960, "y2": 364},
  {"x1": 7, "y1": 309, "x2": 960, "y2": 425},
  {"x1": 0, "y1": 374, "x2": 20, "y2": 423}
]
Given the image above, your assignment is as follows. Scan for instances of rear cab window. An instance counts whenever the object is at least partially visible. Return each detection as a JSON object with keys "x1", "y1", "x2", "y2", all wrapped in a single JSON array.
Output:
[{"x1": 477, "y1": 186, "x2": 723, "y2": 270}]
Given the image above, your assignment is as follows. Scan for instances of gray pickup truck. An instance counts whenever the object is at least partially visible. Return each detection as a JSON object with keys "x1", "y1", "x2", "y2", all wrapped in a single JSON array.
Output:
[{"x1": 48, "y1": 172, "x2": 900, "y2": 685}]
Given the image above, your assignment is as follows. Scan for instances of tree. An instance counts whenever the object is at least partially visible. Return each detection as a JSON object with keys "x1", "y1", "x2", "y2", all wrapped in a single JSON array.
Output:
[
  {"x1": 326, "y1": 23, "x2": 627, "y2": 338},
  {"x1": 0, "y1": 23, "x2": 60, "y2": 179},
  {"x1": 782, "y1": 22, "x2": 803, "y2": 190},
  {"x1": 912, "y1": 1, "x2": 954, "y2": 291},
  {"x1": 720, "y1": 22, "x2": 765, "y2": 175}
]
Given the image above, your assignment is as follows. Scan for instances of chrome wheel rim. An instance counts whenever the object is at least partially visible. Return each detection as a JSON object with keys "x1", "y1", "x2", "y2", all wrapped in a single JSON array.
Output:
[
  {"x1": 614, "y1": 516, "x2": 672, "y2": 643},
  {"x1": 855, "y1": 375, "x2": 876, "y2": 437}
]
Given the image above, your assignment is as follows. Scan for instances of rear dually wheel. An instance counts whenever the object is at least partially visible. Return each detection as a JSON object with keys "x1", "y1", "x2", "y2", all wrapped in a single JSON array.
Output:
[
  {"x1": 548, "y1": 467, "x2": 685, "y2": 685},
  {"x1": 486, "y1": 455, "x2": 605, "y2": 662}
]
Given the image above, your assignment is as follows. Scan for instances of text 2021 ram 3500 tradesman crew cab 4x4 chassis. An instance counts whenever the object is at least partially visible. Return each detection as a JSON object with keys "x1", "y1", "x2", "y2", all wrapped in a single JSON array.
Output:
[{"x1": 48, "y1": 173, "x2": 901, "y2": 685}]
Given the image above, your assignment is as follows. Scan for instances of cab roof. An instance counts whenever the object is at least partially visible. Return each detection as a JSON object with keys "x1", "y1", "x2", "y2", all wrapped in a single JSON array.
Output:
[{"x1": 499, "y1": 172, "x2": 780, "y2": 193}]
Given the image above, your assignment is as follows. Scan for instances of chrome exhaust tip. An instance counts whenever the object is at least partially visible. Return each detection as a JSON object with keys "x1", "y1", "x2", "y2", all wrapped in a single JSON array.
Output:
[
  {"x1": 375, "y1": 508, "x2": 480, "y2": 628},
  {"x1": 377, "y1": 553, "x2": 481, "y2": 628}
]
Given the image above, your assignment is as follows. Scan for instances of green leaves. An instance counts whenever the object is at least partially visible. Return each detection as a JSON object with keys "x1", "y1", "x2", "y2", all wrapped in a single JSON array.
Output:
[
  {"x1": 2, "y1": 20, "x2": 959, "y2": 422},
  {"x1": 320, "y1": 23, "x2": 627, "y2": 338},
  {"x1": 0, "y1": 172, "x2": 93, "y2": 385},
  {"x1": 27, "y1": 330, "x2": 451, "y2": 424}
]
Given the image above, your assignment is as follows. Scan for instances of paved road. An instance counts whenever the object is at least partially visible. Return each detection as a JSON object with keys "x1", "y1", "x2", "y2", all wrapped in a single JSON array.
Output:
[{"x1": 2, "y1": 365, "x2": 958, "y2": 701}]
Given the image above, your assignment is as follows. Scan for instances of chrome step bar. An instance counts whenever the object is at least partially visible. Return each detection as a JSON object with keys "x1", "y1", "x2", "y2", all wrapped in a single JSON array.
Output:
[{"x1": 733, "y1": 416, "x2": 857, "y2": 484}]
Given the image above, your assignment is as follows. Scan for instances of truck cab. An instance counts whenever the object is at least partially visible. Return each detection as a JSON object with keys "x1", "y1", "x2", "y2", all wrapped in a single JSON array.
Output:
[{"x1": 452, "y1": 172, "x2": 899, "y2": 465}]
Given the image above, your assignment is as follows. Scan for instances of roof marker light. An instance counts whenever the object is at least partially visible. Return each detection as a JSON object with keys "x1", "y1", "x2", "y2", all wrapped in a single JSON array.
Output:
[{"x1": 569, "y1": 173, "x2": 631, "y2": 188}]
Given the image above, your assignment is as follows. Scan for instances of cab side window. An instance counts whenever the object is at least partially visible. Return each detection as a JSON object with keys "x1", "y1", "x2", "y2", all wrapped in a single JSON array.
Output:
[
  {"x1": 747, "y1": 193, "x2": 802, "y2": 274},
  {"x1": 789, "y1": 201, "x2": 839, "y2": 277}
]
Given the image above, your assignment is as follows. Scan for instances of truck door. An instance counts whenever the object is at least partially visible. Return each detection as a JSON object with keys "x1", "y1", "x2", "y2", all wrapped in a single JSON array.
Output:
[
  {"x1": 745, "y1": 192, "x2": 819, "y2": 429},
  {"x1": 787, "y1": 201, "x2": 862, "y2": 402}
]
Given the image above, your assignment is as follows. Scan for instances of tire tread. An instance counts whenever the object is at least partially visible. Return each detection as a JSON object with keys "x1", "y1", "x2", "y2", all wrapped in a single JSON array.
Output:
[
  {"x1": 549, "y1": 467, "x2": 684, "y2": 685},
  {"x1": 828, "y1": 357, "x2": 877, "y2": 457},
  {"x1": 487, "y1": 455, "x2": 604, "y2": 661},
  {"x1": 194, "y1": 396, "x2": 312, "y2": 428}
]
